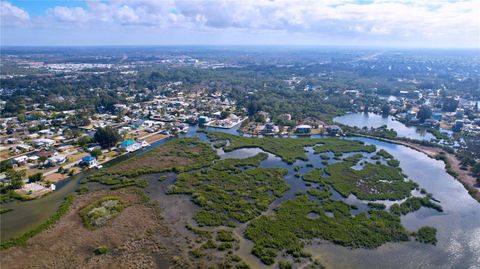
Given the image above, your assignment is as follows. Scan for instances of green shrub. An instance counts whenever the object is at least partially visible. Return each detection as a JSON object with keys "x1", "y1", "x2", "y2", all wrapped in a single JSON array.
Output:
[
  {"x1": 79, "y1": 196, "x2": 126, "y2": 229},
  {"x1": 217, "y1": 242, "x2": 233, "y2": 251},
  {"x1": 217, "y1": 230, "x2": 235, "y2": 242},
  {"x1": 415, "y1": 226, "x2": 437, "y2": 245},
  {"x1": 94, "y1": 245, "x2": 109, "y2": 255}
]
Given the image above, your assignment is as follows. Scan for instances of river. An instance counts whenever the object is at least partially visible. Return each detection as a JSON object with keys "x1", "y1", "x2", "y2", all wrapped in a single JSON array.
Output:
[{"x1": 2, "y1": 125, "x2": 479, "y2": 269}]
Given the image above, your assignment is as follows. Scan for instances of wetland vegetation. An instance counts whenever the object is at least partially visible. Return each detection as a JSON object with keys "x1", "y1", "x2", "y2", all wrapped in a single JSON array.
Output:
[
  {"x1": 245, "y1": 195, "x2": 411, "y2": 265},
  {"x1": 206, "y1": 131, "x2": 325, "y2": 163},
  {"x1": 303, "y1": 154, "x2": 416, "y2": 200},
  {"x1": 79, "y1": 196, "x2": 126, "y2": 229},
  {"x1": 87, "y1": 137, "x2": 218, "y2": 189},
  {"x1": 1, "y1": 133, "x2": 446, "y2": 268},
  {"x1": 389, "y1": 196, "x2": 443, "y2": 215},
  {"x1": 169, "y1": 153, "x2": 289, "y2": 226}
]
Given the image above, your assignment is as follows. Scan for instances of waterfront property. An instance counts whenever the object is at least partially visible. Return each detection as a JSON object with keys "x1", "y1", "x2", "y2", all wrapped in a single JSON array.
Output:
[
  {"x1": 295, "y1": 124, "x2": 312, "y2": 134},
  {"x1": 119, "y1": 140, "x2": 142, "y2": 152},
  {"x1": 81, "y1": 156, "x2": 98, "y2": 168}
]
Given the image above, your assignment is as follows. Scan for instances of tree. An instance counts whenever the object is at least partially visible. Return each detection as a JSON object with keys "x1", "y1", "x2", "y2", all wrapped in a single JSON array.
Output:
[
  {"x1": 381, "y1": 104, "x2": 390, "y2": 116},
  {"x1": 91, "y1": 148, "x2": 102, "y2": 158},
  {"x1": 39, "y1": 156, "x2": 48, "y2": 164},
  {"x1": 78, "y1": 135, "x2": 93, "y2": 147},
  {"x1": 417, "y1": 106, "x2": 432, "y2": 123},
  {"x1": 221, "y1": 111, "x2": 231, "y2": 119},
  {"x1": 28, "y1": 173, "x2": 43, "y2": 182},
  {"x1": 0, "y1": 160, "x2": 13, "y2": 173},
  {"x1": 7, "y1": 170, "x2": 26, "y2": 189},
  {"x1": 442, "y1": 97, "x2": 458, "y2": 112},
  {"x1": 94, "y1": 126, "x2": 121, "y2": 148}
]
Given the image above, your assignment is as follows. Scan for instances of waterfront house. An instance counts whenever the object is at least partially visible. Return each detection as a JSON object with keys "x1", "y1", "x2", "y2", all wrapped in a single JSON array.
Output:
[
  {"x1": 81, "y1": 155, "x2": 98, "y2": 168},
  {"x1": 295, "y1": 124, "x2": 312, "y2": 134},
  {"x1": 262, "y1": 123, "x2": 279, "y2": 135},
  {"x1": 119, "y1": 140, "x2": 142, "y2": 152},
  {"x1": 326, "y1": 125, "x2": 343, "y2": 136},
  {"x1": 138, "y1": 140, "x2": 150, "y2": 148}
]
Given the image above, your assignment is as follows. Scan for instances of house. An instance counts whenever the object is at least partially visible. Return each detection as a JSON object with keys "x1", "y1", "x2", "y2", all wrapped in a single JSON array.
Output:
[
  {"x1": 295, "y1": 124, "x2": 312, "y2": 134},
  {"x1": 32, "y1": 138, "x2": 55, "y2": 147},
  {"x1": 326, "y1": 125, "x2": 343, "y2": 136},
  {"x1": 406, "y1": 111, "x2": 417, "y2": 121},
  {"x1": 119, "y1": 140, "x2": 142, "y2": 152},
  {"x1": 453, "y1": 120, "x2": 464, "y2": 132},
  {"x1": 13, "y1": 155, "x2": 28, "y2": 166},
  {"x1": 27, "y1": 155, "x2": 39, "y2": 163},
  {"x1": 16, "y1": 144, "x2": 32, "y2": 151},
  {"x1": 198, "y1": 116, "x2": 210, "y2": 126},
  {"x1": 81, "y1": 156, "x2": 98, "y2": 168},
  {"x1": 262, "y1": 123, "x2": 279, "y2": 135},
  {"x1": 47, "y1": 154, "x2": 66, "y2": 166},
  {"x1": 138, "y1": 140, "x2": 150, "y2": 148},
  {"x1": 38, "y1": 129, "x2": 54, "y2": 136},
  {"x1": 432, "y1": 113, "x2": 443, "y2": 121}
]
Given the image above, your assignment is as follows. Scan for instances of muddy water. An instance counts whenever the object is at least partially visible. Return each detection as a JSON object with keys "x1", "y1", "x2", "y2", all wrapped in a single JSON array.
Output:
[{"x1": 2, "y1": 125, "x2": 479, "y2": 269}]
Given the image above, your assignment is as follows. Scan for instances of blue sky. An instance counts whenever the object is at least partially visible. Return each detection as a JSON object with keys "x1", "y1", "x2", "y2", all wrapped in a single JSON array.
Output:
[{"x1": 1, "y1": 0, "x2": 479, "y2": 48}]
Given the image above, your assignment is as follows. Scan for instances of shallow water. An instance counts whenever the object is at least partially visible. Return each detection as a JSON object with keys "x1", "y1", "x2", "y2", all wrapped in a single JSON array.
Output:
[
  {"x1": 334, "y1": 112, "x2": 435, "y2": 141},
  {"x1": 2, "y1": 125, "x2": 479, "y2": 269}
]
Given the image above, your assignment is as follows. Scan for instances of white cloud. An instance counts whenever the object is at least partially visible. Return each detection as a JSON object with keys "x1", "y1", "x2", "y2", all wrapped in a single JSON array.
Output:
[
  {"x1": 47, "y1": 6, "x2": 89, "y2": 23},
  {"x1": 2, "y1": 0, "x2": 480, "y2": 47},
  {"x1": 0, "y1": 1, "x2": 30, "y2": 26}
]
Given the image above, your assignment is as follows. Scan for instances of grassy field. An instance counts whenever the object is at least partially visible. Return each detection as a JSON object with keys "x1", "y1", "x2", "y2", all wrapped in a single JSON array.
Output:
[{"x1": 169, "y1": 153, "x2": 289, "y2": 226}]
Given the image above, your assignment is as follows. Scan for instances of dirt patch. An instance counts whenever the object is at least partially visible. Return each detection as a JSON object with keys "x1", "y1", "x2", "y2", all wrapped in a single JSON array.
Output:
[
  {"x1": 143, "y1": 133, "x2": 168, "y2": 144},
  {"x1": 0, "y1": 189, "x2": 184, "y2": 269}
]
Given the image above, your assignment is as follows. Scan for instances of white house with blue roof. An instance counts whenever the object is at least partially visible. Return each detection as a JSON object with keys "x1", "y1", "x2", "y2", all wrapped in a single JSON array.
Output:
[
  {"x1": 119, "y1": 140, "x2": 142, "y2": 152},
  {"x1": 81, "y1": 156, "x2": 98, "y2": 168}
]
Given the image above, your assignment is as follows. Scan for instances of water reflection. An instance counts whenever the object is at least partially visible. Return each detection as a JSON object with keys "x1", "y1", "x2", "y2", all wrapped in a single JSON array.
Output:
[{"x1": 334, "y1": 112, "x2": 435, "y2": 141}]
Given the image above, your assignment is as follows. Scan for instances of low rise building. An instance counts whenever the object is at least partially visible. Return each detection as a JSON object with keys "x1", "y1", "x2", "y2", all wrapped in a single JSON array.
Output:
[
  {"x1": 295, "y1": 124, "x2": 312, "y2": 134},
  {"x1": 119, "y1": 140, "x2": 142, "y2": 152}
]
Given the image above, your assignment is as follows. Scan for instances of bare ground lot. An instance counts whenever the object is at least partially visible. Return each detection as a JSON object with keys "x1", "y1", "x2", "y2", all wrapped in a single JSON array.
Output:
[{"x1": 1, "y1": 189, "x2": 185, "y2": 269}]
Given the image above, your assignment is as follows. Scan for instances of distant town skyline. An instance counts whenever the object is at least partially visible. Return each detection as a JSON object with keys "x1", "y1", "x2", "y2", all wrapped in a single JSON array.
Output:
[{"x1": 1, "y1": 0, "x2": 479, "y2": 48}]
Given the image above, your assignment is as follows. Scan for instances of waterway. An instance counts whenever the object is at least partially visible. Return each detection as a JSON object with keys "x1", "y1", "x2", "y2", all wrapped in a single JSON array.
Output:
[
  {"x1": 2, "y1": 125, "x2": 479, "y2": 269},
  {"x1": 334, "y1": 112, "x2": 436, "y2": 141}
]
